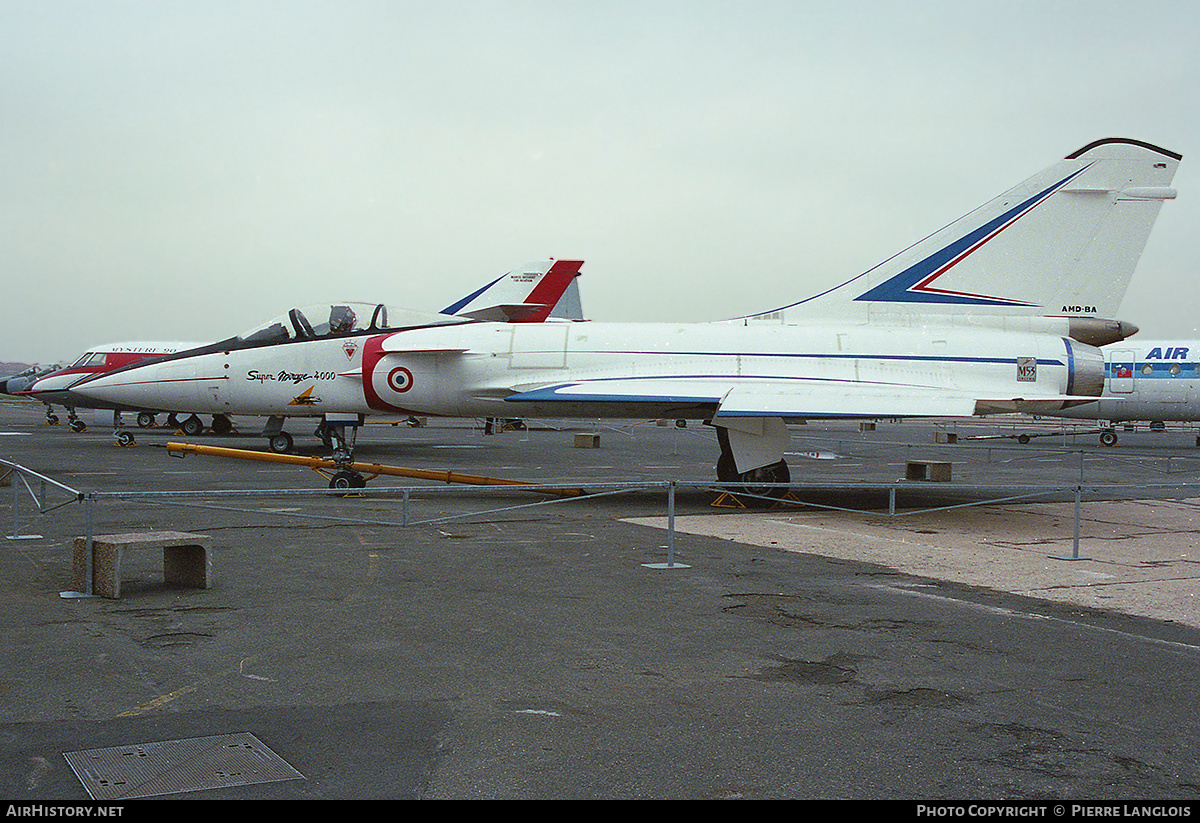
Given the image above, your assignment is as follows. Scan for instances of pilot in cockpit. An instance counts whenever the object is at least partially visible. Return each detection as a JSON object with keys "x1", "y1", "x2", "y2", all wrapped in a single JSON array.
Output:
[{"x1": 329, "y1": 305, "x2": 356, "y2": 335}]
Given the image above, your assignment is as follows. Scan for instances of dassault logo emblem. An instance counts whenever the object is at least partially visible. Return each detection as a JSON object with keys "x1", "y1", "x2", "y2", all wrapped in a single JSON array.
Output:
[{"x1": 288, "y1": 386, "x2": 321, "y2": 406}]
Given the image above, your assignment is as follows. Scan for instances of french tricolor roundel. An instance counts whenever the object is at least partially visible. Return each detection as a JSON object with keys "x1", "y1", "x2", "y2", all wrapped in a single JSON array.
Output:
[
  {"x1": 388, "y1": 366, "x2": 414, "y2": 393},
  {"x1": 362, "y1": 335, "x2": 420, "y2": 413}
]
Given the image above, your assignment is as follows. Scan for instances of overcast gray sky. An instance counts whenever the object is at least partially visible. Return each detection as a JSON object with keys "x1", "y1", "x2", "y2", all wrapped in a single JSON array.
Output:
[{"x1": 2, "y1": 0, "x2": 1197, "y2": 363}]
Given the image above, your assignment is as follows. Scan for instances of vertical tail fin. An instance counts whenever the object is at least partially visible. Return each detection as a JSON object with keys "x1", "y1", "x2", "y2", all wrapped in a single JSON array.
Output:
[
  {"x1": 442, "y1": 259, "x2": 584, "y2": 322},
  {"x1": 756, "y1": 138, "x2": 1179, "y2": 322}
]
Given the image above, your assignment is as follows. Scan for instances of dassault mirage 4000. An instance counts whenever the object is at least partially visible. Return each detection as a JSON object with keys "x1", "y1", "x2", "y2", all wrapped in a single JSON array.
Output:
[
  {"x1": 73, "y1": 139, "x2": 1179, "y2": 489},
  {"x1": 68, "y1": 258, "x2": 584, "y2": 450}
]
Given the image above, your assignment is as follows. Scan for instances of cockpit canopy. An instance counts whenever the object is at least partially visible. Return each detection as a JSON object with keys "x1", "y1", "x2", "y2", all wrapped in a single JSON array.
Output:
[{"x1": 234, "y1": 302, "x2": 468, "y2": 345}]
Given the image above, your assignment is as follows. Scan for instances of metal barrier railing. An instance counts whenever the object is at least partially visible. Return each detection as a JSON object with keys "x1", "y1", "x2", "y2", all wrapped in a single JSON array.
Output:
[
  {"x1": 8, "y1": 456, "x2": 1200, "y2": 575},
  {"x1": 1, "y1": 458, "x2": 83, "y2": 540}
]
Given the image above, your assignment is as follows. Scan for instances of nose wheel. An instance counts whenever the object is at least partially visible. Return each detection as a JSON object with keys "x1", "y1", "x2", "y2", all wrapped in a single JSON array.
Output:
[
  {"x1": 321, "y1": 415, "x2": 365, "y2": 489},
  {"x1": 111, "y1": 411, "x2": 135, "y2": 447},
  {"x1": 329, "y1": 469, "x2": 367, "y2": 489}
]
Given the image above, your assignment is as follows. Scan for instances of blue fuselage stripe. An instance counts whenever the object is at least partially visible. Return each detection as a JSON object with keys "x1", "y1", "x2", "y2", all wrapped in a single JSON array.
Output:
[{"x1": 556, "y1": 350, "x2": 1062, "y2": 367}]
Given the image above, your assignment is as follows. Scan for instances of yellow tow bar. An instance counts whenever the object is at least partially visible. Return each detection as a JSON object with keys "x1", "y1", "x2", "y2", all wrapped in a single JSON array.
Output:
[{"x1": 164, "y1": 441, "x2": 584, "y2": 497}]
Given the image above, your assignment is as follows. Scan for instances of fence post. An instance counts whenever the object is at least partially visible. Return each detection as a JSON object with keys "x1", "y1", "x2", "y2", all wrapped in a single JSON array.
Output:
[
  {"x1": 86, "y1": 495, "x2": 94, "y2": 593},
  {"x1": 7, "y1": 468, "x2": 43, "y2": 541},
  {"x1": 1051, "y1": 484, "x2": 1089, "y2": 561},
  {"x1": 668, "y1": 480, "x2": 675, "y2": 563},
  {"x1": 643, "y1": 481, "x2": 690, "y2": 569}
]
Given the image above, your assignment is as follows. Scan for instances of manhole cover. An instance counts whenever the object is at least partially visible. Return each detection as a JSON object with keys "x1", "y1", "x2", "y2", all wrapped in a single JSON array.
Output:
[{"x1": 64, "y1": 732, "x2": 304, "y2": 800}]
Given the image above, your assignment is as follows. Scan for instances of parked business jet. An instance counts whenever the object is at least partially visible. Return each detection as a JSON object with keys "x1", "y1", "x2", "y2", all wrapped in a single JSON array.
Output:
[
  {"x1": 17, "y1": 343, "x2": 199, "y2": 431},
  {"x1": 66, "y1": 259, "x2": 583, "y2": 448},
  {"x1": 72, "y1": 139, "x2": 1179, "y2": 489}
]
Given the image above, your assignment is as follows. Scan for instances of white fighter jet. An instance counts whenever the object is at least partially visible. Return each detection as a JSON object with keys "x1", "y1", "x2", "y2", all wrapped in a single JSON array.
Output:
[
  {"x1": 74, "y1": 139, "x2": 1179, "y2": 489},
  {"x1": 0, "y1": 363, "x2": 64, "y2": 396},
  {"x1": 68, "y1": 258, "x2": 584, "y2": 450}
]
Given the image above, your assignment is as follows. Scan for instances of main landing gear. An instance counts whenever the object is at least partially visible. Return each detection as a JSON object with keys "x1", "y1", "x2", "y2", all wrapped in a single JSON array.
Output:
[
  {"x1": 111, "y1": 412, "x2": 234, "y2": 446},
  {"x1": 44, "y1": 405, "x2": 87, "y2": 432},
  {"x1": 715, "y1": 426, "x2": 792, "y2": 501},
  {"x1": 258, "y1": 415, "x2": 367, "y2": 489},
  {"x1": 66, "y1": 407, "x2": 85, "y2": 432}
]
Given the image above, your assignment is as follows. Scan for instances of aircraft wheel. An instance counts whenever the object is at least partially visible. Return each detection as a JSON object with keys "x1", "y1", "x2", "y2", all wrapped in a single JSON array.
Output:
[
  {"x1": 137, "y1": 412, "x2": 155, "y2": 428},
  {"x1": 737, "y1": 460, "x2": 791, "y2": 499},
  {"x1": 1017, "y1": 434, "x2": 1030, "y2": 444},
  {"x1": 210, "y1": 415, "x2": 232, "y2": 435},
  {"x1": 1100, "y1": 430, "x2": 1118, "y2": 447},
  {"x1": 329, "y1": 470, "x2": 366, "y2": 490},
  {"x1": 46, "y1": 414, "x2": 59, "y2": 425},
  {"x1": 716, "y1": 453, "x2": 738, "y2": 483},
  {"x1": 718, "y1": 459, "x2": 791, "y2": 502},
  {"x1": 268, "y1": 432, "x2": 293, "y2": 454},
  {"x1": 116, "y1": 431, "x2": 135, "y2": 447},
  {"x1": 69, "y1": 420, "x2": 87, "y2": 433},
  {"x1": 181, "y1": 415, "x2": 205, "y2": 436}
]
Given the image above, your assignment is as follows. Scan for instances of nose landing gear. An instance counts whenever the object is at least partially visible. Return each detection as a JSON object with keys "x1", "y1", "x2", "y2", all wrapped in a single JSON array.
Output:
[{"x1": 320, "y1": 414, "x2": 366, "y2": 490}]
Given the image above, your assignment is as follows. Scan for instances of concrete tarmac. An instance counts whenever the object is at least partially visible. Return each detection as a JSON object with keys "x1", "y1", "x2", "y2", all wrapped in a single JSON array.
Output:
[{"x1": 2, "y1": 400, "x2": 1200, "y2": 800}]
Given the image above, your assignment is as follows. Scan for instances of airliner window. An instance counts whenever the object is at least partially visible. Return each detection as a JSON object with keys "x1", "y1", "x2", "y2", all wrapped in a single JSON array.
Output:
[
  {"x1": 1142, "y1": 364, "x2": 1154, "y2": 375},
  {"x1": 70, "y1": 352, "x2": 95, "y2": 368},
  {"x1": 1170, "y1": 363, "x2": 1182, "y2": 376}
]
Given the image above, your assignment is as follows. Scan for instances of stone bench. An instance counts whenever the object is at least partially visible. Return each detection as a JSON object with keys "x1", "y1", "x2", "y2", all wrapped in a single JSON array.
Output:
[{"x1": 71, "y1": 531, "x2": 212, "y2": 599}]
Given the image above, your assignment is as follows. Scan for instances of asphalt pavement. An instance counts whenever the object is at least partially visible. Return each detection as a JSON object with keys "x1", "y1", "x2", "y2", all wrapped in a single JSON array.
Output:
[{"x1": 2, "y1": 399, "x2": 1200, "y2": 800}]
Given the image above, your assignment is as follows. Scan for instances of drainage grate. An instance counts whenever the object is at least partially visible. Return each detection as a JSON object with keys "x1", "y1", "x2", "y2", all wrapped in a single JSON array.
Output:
[{"x1": 64, "y1": 732, "x2": 304, "y2": 800}]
